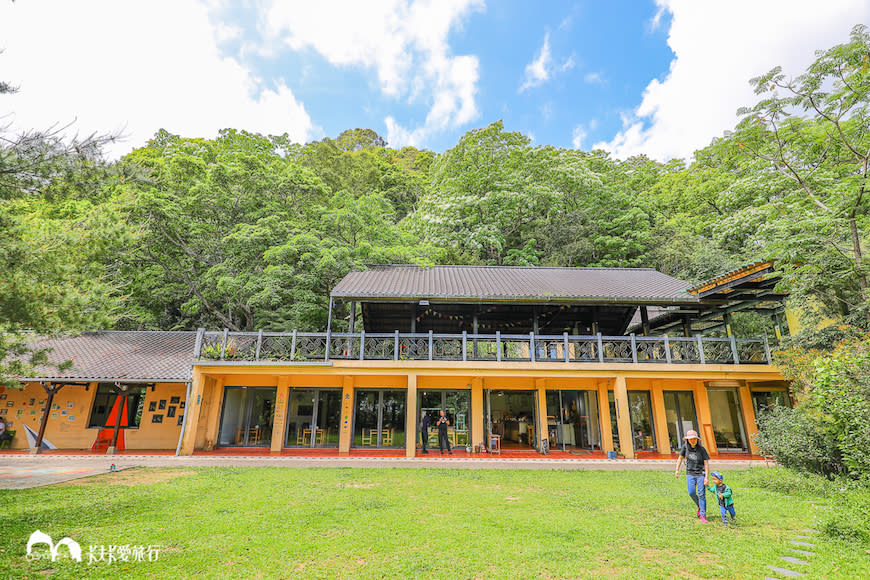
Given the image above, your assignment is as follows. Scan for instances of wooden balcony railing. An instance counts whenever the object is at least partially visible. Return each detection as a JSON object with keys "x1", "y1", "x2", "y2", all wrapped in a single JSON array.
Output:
[{"x1": 194, "y1": 329, "x2": 773, "y2": 365}]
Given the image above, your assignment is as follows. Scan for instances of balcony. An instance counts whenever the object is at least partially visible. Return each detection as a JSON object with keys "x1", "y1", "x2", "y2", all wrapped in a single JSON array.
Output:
[{"x1": 195, "y1": 330, "x2": 772, "y2": 365}]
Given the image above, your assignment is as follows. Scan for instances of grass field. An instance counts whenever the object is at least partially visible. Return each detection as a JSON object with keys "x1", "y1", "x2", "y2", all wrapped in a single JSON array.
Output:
[{"x1": 1, "y1": 466, "x2": 868, "y2": 578}]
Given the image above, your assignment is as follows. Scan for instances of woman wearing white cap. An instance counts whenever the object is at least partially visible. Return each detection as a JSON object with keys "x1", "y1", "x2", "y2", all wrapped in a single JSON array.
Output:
[{"x1": 673, "y1": 429, "x2": 710, "y2": 523}]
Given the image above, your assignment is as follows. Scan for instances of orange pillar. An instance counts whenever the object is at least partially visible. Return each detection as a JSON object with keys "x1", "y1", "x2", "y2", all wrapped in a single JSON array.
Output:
[
  {"x1": 471, "y1": 377, "x2": 484, "y2": 452},
  {"x1": 597, "y1": 379, "x2": 614, "y2": 453},
  {"x1": 179, "y1": 368, "x2": 206, "y2": 455},
  {"x1": 613, "y1": 375, "x2": 633, "y2": 458},
  {"x1": 271, "y1": 377, "x2": 290, "y2": 453},
  {"x1": 738, "y1": 383, "x2": 760, "y2": 455},
  {"x1": 405, "y1": 374, "x2": 417, "y2": 458},
  {"x1": 650, "y1": 381, "x2": 671, "y2": 455},
  {"x1": 535, "y1": 378, "x2": 548, "y2": 453},
  {"x1": 693, "y1": 381, "x2": 718, "y2": 454},
  {"x1": 338, "y1": 376, "x2": 355, "y2": 455}
]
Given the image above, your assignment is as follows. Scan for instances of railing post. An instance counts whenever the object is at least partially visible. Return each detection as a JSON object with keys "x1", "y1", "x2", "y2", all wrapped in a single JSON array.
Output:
[
  {"x1": 563, "y1": 332, "x2": 569, "y2": 363},
  {"x1": 530, "y1": 332, "x2": 536, "y2": 362},
  {"x1": 630, "y1": 333, "x2": 638, "y2": 363},
  {"x1": 220, "y1": 328, "x2": 228, "y2": 360},
  {"x1": 597, "y1": 332, "x2": 604, "y2": 363},
  {"x1": 496, "y1": 331, "x2": 502, "y2": 362},
  {"x1": 394, "y1": 330, "x2": 400, "y2": 361},
  {"x1": 664, "y1": 334, "x2": 672, "y2": 364},
  {"x1": 291, "y1": 330, "x2": 297, "y2": 360},
  {"x1": 462, "y1": 331, "x2": 468, "y2": 361},
  {"x1": 696, "y1": 334, "x2": 705, "y2": 364},
  {"x1": 428, "y1": 330, "x2": 433, "y2": 361},
  {"x1": 730, "y1": 335, "x2": 739, "y2": 364},
  {"x1": 255, "y1": 329, "x2": 263, "y2": 361},
  {"x1": 762, "y1": 334, "x2": 772, "y2": 364},
  {"x1": 325, "y1": 327, "x2": 331, "y2": 362},
  {"x1": 359, "y1": 330, "x2": 365, "y2": 361},
  {"x1": 194, "y1": 328, "x2": 205, "y2": 359}
]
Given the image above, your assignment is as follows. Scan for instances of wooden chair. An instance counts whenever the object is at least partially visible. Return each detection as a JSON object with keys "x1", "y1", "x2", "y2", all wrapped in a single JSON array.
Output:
[
  {"x1": 381, "y1": 428, "x2": 394, "y2": 446},
  {"x1": 296, "y1": 428, "x2": 306, "y2": 445},
  {"x1": 361, "y1": 428, "x2": 375, "y2": 446},
  {"x1": 489, "y1": 434, "x2": 501, "y2": 454}
]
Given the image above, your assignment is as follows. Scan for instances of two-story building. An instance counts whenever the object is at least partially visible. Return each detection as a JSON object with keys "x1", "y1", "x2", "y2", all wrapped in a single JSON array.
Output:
[{"x1": 4, "y1": 263, "x2": 792, "y2": 459}]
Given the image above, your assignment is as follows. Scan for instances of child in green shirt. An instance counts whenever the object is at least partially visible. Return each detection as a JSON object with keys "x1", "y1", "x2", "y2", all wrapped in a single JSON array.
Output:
[{"x1": 707, "y1": 471, "x2": 735, "y2": 526}]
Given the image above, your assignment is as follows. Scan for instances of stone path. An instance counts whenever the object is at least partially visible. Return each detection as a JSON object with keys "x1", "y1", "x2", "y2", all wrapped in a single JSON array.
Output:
[{"x1": 766, "y1": 527, "x2": 819, "y2": 578}]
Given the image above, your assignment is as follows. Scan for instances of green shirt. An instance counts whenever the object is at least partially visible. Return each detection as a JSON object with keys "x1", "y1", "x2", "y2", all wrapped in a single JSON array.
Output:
[{"x1": 706, "y1": 482, "x2": 733, "y2": 507}]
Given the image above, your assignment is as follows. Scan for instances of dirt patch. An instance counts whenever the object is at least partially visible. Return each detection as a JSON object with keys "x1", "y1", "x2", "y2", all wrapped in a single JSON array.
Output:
[
  {"x1": 59, "y1": 467, "x2": 195, "y2": 487},
  {"x1": 338, "y1": 482, "x2": 379, "y2": 489}
]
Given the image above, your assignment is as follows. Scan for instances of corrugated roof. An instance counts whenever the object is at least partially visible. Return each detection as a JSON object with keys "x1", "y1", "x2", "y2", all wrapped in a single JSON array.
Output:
[
  {"x1": 687, "y1": 261, "x2": 776, "y2": 295},
  {"x1": 332, "y1": 265, "x2": 696, "y2": 303},
  {"x1": 26, "y1": 331, "x2": 196, "y2": 382}
]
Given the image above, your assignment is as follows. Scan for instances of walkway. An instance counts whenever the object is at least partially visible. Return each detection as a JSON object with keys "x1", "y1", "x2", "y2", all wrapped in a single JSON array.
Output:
[{"x1": 1, "y1": 452, "x2": 769, "y2": 489}]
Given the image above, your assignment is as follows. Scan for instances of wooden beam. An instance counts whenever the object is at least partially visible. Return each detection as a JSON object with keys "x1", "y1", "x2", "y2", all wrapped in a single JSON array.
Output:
[{"x1": 32, "y1": 382, "x2": 63, "y2": 454}]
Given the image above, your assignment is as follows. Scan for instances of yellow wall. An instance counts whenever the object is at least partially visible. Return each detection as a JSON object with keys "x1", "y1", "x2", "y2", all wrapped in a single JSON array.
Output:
[{"x1": 0, "y1": 382, "x2": 186, "y2": 450}]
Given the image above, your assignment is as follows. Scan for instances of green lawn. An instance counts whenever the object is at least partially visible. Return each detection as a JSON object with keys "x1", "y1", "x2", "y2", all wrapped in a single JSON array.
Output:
[{"x1": 1, "y1": 467, "x2": 868, "y2": 578}]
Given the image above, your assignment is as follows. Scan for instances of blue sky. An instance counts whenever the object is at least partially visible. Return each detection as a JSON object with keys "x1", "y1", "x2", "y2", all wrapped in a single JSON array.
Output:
[{"x1": 1, "y1": 1, "x2": 867, "y2": 160}]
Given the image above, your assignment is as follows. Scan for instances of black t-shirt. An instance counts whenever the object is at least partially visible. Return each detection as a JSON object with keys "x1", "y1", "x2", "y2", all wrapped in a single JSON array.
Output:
[
  {"x1": 680, "y1": 442, "x2": 709, "y2": 475},
  {"x1": 437, "y1": 417, "x2": 449, "y2": 435}
]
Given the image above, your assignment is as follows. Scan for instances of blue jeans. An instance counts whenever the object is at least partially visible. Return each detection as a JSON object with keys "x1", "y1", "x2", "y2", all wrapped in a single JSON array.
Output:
[
  {"x1": 719, "y1": 504, "x2": 736, "y2": 522},
  {"x1": 686, "y1": 474, "x2": 706, "y2": 516}
]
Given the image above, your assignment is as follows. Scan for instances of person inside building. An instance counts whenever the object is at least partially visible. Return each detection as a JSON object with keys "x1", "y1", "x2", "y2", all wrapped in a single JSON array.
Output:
[
  {"x1": 0, "y1": 417, "x2": 12, "y2": 444},
  {"x1": 420, "y1": 410, "x2": 432, "y2": 454},
  {"x1": 436, "y1": 410, "x2": 452, "y2": 455}
]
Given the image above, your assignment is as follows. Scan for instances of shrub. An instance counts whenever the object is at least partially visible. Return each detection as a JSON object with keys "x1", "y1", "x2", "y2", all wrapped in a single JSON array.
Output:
[{"x1": 754, "y1": 405, "x2": 846, "y2": 478}]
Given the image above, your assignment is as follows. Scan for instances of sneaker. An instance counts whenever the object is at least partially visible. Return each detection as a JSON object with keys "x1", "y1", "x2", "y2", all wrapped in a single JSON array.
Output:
[
  {"x1": 721, "y1": 520, "x2": 729, "y2": 527},
  {"x1": 699, "y1": 516, "x2": 709, "y2": 524}
]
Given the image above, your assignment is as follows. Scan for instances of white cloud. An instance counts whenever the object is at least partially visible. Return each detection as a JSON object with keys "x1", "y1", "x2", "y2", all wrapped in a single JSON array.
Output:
[
  {"x1": 521, "y1": 33, "x2": 554, "y2": 92},
  {"x1": 572, "y1": 119, "x2": 597, "y2": 149},
  {"x1": 520, "y1": 33, "x2": 574, "y2": 93},
  {"x1": 571, "y1": 125, "x2": 587, "y2": 149},
  {"x1": 584, "y1": 72, "x2": 604, "y2": 85},
  {"x1": 261, "y1": 0, "x2": 484, "y2": 148},
  {"x1": 596, "y1": 0, "x2": 870, "y2": 161},
  {"x1": 0, "y1": 1, "x2": 315, "y2": 158}
]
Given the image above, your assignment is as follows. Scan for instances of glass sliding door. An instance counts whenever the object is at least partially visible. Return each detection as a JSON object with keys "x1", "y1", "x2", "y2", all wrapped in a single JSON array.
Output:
[
  {"x1": 708, "y1": 388, "x2": 748, "y2": 452},
  {"x1": 628, "y1": 391, "x2": 656, "y2": 451},
  {"x1": 353, "y1": 389, "x2": 406, "y2": 448},
  {"x1": 608, "y1": 391, "x2": 620, "y2": 451},
  {"x1": 285, "y1": 388, "x2": 341, "y2": 448},
  {"x1": 217, "y1": 387, "x2": 276, "y2": 446},
  {"x1": 487, "y1": 390, "x2": 538, "y2": 449},
  {"x1": 418, "y1": 390, "x2": 471, "y2": 449},
  {"x1": 664, "y1": 391, "x2": 698, "y2": 452},
  {"x1": 545, "y1": 390, "x2": 601, "y2": 451}
]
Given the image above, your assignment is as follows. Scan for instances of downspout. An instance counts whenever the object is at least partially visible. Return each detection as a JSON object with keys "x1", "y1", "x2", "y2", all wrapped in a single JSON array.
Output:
[{"x1": 176, "y1": 328, "x2": 204, "y2": 456}]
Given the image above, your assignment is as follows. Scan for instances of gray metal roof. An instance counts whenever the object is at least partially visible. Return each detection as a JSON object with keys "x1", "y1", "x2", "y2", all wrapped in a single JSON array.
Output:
[
  {"x1": 27, "y1": 331, "x2": 196, "y2": 382},
  {"x1": 331, "y1": 265, "x2": 696, "y2": 304}
]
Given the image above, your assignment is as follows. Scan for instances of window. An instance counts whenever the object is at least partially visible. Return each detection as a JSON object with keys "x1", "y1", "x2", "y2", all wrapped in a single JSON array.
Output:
[{"x1": 88, "y1": 383, "x2": 146, "y2": 428}]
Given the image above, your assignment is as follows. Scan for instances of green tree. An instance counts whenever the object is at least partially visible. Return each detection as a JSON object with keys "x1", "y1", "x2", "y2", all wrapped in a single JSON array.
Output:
[{"x1": 731, "y1": 24, "x2": 870, "y2": 328}]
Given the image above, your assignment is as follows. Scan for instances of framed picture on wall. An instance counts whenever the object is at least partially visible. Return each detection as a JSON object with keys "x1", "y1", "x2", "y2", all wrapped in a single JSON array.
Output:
[
  {"x1": 0, "y1": 409, "x2": 6, "y2": 415},
  {"x1": 170, "y1": 396, "x2": 180, "y2": 404},
  {"x1": 148, "y1": 401, "x2": 157, "y2": 412},
  {"x1": 167, "y1": 406, "x2": 176, "y2": 418},
  {"x1": 180, "y1": 401, "x2": 185, "y2": 409},
  {"x1": 152, "y1": 414, "x2": 163, "y2": 423},
  {"x1": 0, "y1": 393, "x2": 6, "y2": 400},
  {"x1": 67, "y1": 401, "x2": 74, "y2": 409},
  {"x1": 158, "y1": 400, "x2": 166, "y2": 410},
  {"x1": 177, "y1": 414, "x2": 184, "y2": 426}
]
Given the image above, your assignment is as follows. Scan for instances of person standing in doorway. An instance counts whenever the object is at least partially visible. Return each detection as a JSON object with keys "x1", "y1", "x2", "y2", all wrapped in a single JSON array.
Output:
[
  {"x1": 674, "y1": 429, "x2": 710, "y2": 523},
  {"x1": 437, "y1": 410, "x2": 452, "y2": 455},
  {"x1": 420, "y1": 410, "x2": 432, "y2": 454}
]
